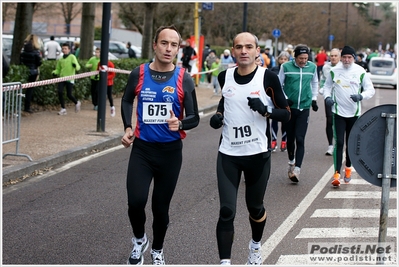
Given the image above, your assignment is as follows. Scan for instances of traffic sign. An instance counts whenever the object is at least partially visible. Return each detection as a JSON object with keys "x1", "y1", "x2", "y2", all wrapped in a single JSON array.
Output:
[
  {"x1": 329, "y1": 34, "x2": 334, "y2": 41},
  {"x1": 202, "y1": 3, "x2": 214, "y2": 10},
  {"x1": 348, "y1": 104, "x2": 397, "y2": 187},
  {"x1": 272, "y1": 28, "x2": 281, "y2": 38}
]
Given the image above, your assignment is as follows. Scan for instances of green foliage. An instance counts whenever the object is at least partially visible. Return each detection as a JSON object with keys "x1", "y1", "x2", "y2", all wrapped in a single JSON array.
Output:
[
  {"x1": 3, "y1": 57, "x2": 149, "y2": 108},
  {"x1": 94, "y1": 27, "x2": 102, "y2": 40}
]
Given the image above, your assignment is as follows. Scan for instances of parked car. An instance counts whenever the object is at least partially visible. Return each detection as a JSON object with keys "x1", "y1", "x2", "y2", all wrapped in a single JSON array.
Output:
[
  {"x1": 2, "y1": 34, "x2": 13, "y2": 62},
  {"x1": 43, "y1": 37, "x2": 118, "y2": 60},
  {"x1": 3, "y1": 34, "x2": 45, "y2": 61},
  {"x1": 94, "y1": 40, "x2": 141, "y2": 58},
  {"x1": 368, "y1": 57, "x2": 397, "y2": 89}
]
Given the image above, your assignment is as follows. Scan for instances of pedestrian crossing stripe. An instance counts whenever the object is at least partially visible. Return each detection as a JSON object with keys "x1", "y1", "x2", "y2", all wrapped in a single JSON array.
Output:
[
  {"x1": 311, "y1": 209, "x2": 397, "y2": 218},
  {"x1": 295, "y1": 227, "x2": 397, "y2": 238},
  {"x1": 345, "y1": 179, "x2": 372, "y2": 185},
  {"x1": 325, "y1": 191, "x2": 397, "y2": 199}
]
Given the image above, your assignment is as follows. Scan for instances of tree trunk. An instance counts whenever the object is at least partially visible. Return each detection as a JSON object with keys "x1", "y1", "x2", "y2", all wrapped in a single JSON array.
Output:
[
  {"x1": 11, "y1": 3, "x2": 34, "y2": 65},
  {"x1": 142, "y1": 3, "x2": 157, "y2": 60},
  {"x1": 79, "y1": 3, "x2": 96, "y2": 60}
]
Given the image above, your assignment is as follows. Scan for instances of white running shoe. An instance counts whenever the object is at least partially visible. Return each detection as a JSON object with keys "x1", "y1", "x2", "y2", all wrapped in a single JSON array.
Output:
[
  {"x1": 220, "y1": 259, "x2": 231, "y2": 265},
  {"x1": 58, "y1": 108, "x2": 67, "y2": 115},
  {"x1": 151, "y1": 249, "x2": 165, "y2": 265},
  {"x1": 110, "y1": 106, "x2": 116, "y2": 117},
  {"x1": 289, "y1": 166, "x2": 301, "y2": 183},
  {"x1": 325, "y1": 145, "x2": 334, "y2": 156},
  {"x1": 247, "y1": 240, "x2": 262, "y2": 265},
  {"x1": 127, "y1": 234, "x2": 149, "y2": 265},
  {"x1": 75, "y1": 101, "x2": 81, "y2": 113},
  {"x1": 287, "y1": 160, "x2": 295, "y2": 180}
]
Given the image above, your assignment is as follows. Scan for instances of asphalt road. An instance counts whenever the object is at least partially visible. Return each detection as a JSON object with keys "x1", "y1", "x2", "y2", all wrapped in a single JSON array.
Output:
[{"x1": 2, "y1": 88, "x2": 397, "y2": 265}]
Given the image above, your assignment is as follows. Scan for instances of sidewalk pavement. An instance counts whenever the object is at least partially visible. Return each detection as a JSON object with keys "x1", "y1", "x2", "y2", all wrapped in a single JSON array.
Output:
[{"x1": 2, "y1": 83, "x2": 220, "y2": 184}]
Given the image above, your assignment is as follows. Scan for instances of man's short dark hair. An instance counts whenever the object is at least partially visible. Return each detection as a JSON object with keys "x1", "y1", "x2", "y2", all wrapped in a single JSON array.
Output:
[
  {"x1": 153, "y1": 25, "x2": 182, "y2": 45},
  {"x1": 50, "y1": 36, "x2": 55, "y2": 40},
  {"x1": 62, "y1": 42, "x2": 70, "y2": 49}
]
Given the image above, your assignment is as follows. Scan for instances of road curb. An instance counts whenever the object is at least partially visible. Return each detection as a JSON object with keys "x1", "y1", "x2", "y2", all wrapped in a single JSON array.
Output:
[
  {"x1": 2, "y1": 134, "x2": 123, "y2": 183},
  {"x1": 2, "y1": 105, "x2": 217, "y2": 183}
]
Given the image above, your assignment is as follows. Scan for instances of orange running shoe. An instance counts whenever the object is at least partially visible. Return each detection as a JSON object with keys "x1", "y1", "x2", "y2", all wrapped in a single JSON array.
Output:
[
  {"x1": 331, "y1": 171, "x2": 341, "y2": 187},
  {"x1": 280, "y1": 141, "x2": 287, "y2": 152},
  {"x1": 344, "y1": 167, "x2": 352, "y2": 184}
]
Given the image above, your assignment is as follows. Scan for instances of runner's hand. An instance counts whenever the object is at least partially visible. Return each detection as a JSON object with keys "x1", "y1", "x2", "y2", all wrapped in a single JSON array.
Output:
[
  {"x1": 210, "y1": 113, "x2": 223, "y2": 129},
  {"x1": 166, "y1": 110, "x2": 179, "y2": 131},
  {"x1": 247, "y1": 97, "x2": 266, "y2": 115}
]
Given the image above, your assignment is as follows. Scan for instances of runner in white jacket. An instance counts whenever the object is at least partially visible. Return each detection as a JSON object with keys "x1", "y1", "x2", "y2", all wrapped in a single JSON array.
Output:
[{"x1": 323, "y1": 45, "x2": 375, "y2": 187}]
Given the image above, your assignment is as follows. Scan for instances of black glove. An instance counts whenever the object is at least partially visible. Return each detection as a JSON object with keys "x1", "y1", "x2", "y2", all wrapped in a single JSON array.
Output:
[
  {"x1": 72, "y1": 63, "x2": 76, "y2": 68},
  {"x1": 247, "y1": 97, "x2": 266, "y2": 115},
  {"x1": 95, "y1": 75, "x2": 99, "y2": 80},
  {"x1": 210, "y1": 113, "x2": 223, "y2": 129},
  {"x1": 311, "y1": 100, "x2": 318, "y2": 112},
  {"x1": 350, "y1": 94, "x2": 363, "y2": 102},
  {"x1": 325, "y1": 97, "x2": 334, "y2": 107},
  {"x1": 287, "y1": 99, "x2": 294, "y2": 106}
]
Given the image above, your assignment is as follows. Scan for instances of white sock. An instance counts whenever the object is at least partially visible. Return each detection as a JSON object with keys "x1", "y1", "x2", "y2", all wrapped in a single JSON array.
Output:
[{"x1": 250, "y1": 239, "x2": 261, "y2": 249}]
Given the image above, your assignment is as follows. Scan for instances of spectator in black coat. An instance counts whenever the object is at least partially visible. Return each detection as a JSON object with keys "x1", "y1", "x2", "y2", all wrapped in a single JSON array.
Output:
[
  {"x1": 20, "y1": 34, "x2": 42, "y2": 113},
  {"x1": 127, "y1": 42, "x2": 137, "y2": 58}
]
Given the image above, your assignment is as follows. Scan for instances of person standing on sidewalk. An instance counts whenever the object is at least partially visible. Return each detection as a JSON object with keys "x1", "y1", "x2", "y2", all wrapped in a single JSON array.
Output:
[
  {"x1": 20, "y1": 34, "x2": 42, "y2": 114},
  {"x1": 121, "y1": 25, "x2": 200, "y2": 265},
  {"x1": 97, "y1": 59, "x2": 116, "y2": 117},
  {"x1": 319, "y1": 48, "x2": 341, "y2": 156},
  {"x1": 45, "y1": 35, "x2": 61, "y2": 60},
  {"x1": 86, "y1": 47, "x2": 101, "y2": 110},
  {"x1": 209, "y1": 32, "x2": 290, "y2": 265},
  {"x1": 323, "y1": 45, "x2": 375, "y2": 187},
  {"x1": 52, "y1": 43, "x2": 81, "y2": 115},
  {"x1": 278, "y1": 44, "x2": 319, "y2": 183}
]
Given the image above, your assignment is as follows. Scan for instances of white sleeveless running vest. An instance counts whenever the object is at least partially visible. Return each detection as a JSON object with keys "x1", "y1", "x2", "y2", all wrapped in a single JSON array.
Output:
[{"x1": 219, "y1": 67, "x2": 273, "y2": 156}]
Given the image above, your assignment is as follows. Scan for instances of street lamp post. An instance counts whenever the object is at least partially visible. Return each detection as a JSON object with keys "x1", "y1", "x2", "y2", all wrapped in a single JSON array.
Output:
[{"x1": 328, "y1": 3, "x2": 331, "y2": 50}]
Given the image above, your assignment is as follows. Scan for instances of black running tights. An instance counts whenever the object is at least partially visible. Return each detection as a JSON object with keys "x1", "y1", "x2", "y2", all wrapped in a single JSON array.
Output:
[
  {"x1": 126, "y1": 138, "x2": 182, "y2": 250},
  {"x1": 216, "y1": 151, "x2": 271, "y2": 260}
]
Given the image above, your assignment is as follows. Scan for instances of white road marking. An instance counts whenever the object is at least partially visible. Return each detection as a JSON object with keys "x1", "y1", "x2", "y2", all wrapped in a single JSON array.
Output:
[
  {"x1": 295, "y1": 227, "x2": 397, "y2": 238},
  {"x1": 311, "y1": 209, "x2": 397, "y2": 218},
  {"x1": 325, "y1": 191, "x2": 397, "y2": 199},
  {"x1": 259, "y1": 165, "x2": 335, "y2": 263},
  {"x1": 2, "y1": 145, "x2": 124, "y2": 195}
]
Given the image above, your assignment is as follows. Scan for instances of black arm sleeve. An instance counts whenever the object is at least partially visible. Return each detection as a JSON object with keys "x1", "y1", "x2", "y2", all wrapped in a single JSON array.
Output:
[
  {"x1": 181, "y1": 72, "x2": 200, "y2": 130},
  {"x1": 215, "y1": 70, "x2": 227, "y2": 114},
  {"x1": 263, "y1": 69, "x2": 291, "y2": 123},
  {"x1": 121, "y1": 67, "x2": 140, "y2": 130}
]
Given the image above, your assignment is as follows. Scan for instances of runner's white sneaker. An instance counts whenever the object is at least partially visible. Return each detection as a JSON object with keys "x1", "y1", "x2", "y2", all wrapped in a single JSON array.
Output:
[
  {"x1": 110, "y1": 106, "x2": 116, "y2": 117},
  {"x1": 247, "y1": 239, "x2": 262, "y2": 265},
  {"x1": 220, "y1": 259, "x2": 231, "y2": 265},
  {"x1": 58, "y1": 108, "x2": 67, "y2": 115},
  {"x1": 325, "y1": 145, "x2": 334, "y2": 156},
  {"x1": 75, "y1": 101, "x2": 81, "y2": 113},
  {"x1": 151, "y1": 249, "x2": 165, "y2": 265},
  {"x1": 127, "y1": 234, "x2": 149, "y2": 265}
]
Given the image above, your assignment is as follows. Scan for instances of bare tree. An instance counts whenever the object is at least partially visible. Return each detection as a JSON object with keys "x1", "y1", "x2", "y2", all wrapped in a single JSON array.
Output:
[
  {"x1": 10, "y1": 3, "x2": 34, "y2": 65},
  {"x1": 142, "y1": 3, "x2": 157, "y2": 60},
  {"x1": 2, "y1": 2, "x2": 17, "y2": 28},
  {"x1": 60, "y1": 3, "x2": 82, "y2": 35},
  {"x1": 79, "y1": 3, "x2": 96, "y2": 59}
]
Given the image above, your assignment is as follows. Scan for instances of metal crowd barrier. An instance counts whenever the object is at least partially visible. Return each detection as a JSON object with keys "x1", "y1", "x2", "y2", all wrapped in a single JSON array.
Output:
[{"x1": 2, "y1": 82, "x2": 33, "y2": 161}]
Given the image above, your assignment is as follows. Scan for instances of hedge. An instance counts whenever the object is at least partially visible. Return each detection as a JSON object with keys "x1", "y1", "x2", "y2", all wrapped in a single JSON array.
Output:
[{"x1": 3, "y1": 57, "x2": 148, "y2": 109}]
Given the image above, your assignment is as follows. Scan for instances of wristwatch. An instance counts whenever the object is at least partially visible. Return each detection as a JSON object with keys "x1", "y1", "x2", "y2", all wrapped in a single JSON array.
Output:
[
  {"x1": 178, "y1": 120, "x2": 183, "y2": 130},
  {"x1": 264, "y1": 106, "x2": 272, "y2": 117}
]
